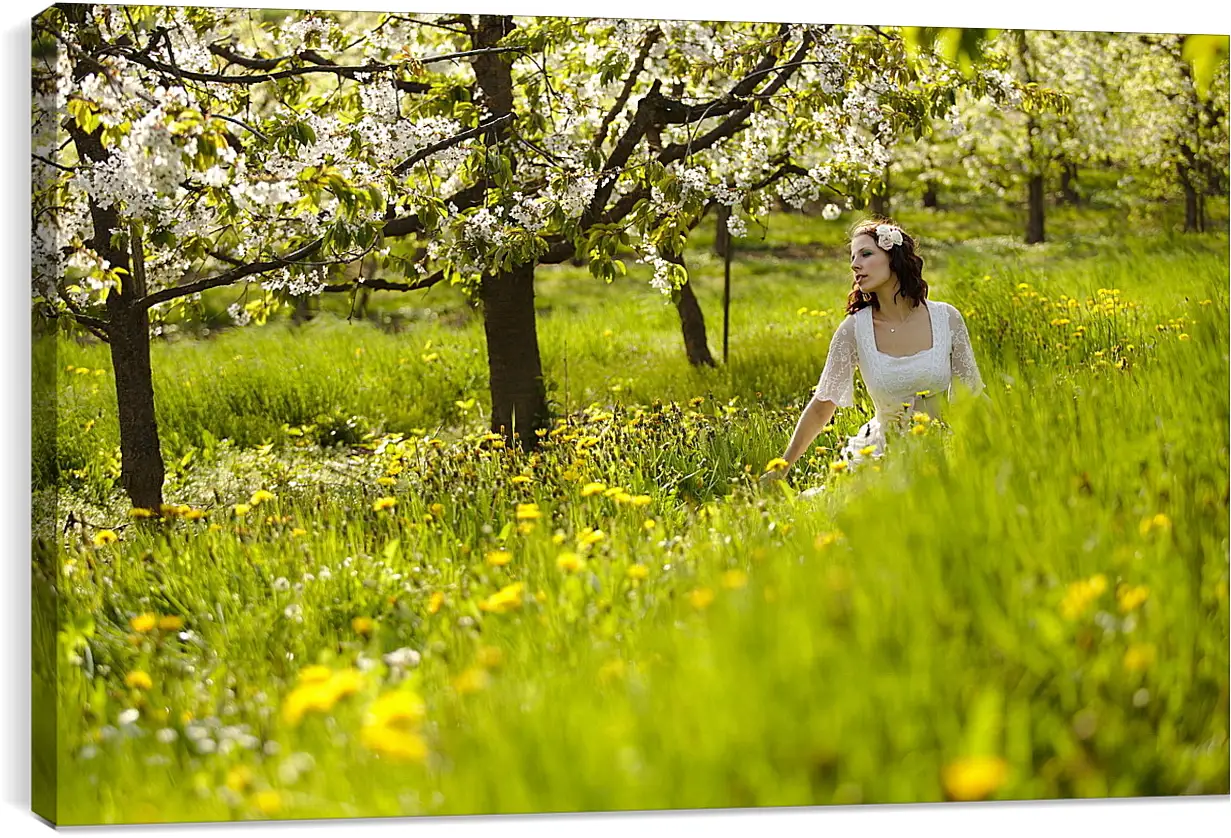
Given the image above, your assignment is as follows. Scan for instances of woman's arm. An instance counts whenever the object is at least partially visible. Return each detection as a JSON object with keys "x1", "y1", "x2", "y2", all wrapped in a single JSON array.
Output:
[{"x1": 782, "y1": 398, "x2": 839, "y2": 465}]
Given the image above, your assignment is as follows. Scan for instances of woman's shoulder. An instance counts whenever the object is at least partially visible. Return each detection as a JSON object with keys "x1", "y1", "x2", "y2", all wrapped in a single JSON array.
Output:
[{"x1": 928, "y1": 299, "x2": 965, "y2": 321}]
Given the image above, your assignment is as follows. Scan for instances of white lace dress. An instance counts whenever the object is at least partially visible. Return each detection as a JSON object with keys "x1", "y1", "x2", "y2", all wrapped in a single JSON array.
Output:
[{"x1": 812, "y1": 300, "x2": 985, "y2": 466}]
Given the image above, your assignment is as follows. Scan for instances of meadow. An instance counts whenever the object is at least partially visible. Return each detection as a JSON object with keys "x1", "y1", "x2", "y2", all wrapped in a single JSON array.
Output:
[{"x1": 35, "y1": 201, "x2": 1230, "y2": 823}]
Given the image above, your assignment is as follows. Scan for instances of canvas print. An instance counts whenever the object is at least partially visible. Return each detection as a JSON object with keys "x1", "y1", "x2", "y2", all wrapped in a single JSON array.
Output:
[{"x1": 30, "y1": 2, "x2": 1230, "y2": 826}]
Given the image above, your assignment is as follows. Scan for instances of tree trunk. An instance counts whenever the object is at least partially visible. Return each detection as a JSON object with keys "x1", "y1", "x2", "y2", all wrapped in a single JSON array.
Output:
[
  {"x1": 291, "y1": 294, "x2": 315, "y2": 325},
  {"x1": 869, "y1": 185, "x2": 890, "y2": 217},
  {"x1": 480, "y1": 262, "x2": 550, "y2": 446},
  {"x1": 922, "y1": 182, "x2": 938, "y2": 209},
  {"x1": 1179, "y1": 154, "x2": 1206, "y2": 233},
  {"x1": 107, "y1": 295, "x2": 165, "y2": 510},
  {"x1": 1060, "y1": 161, "x2": 1080, "y2": 205},
  {"x1": 713, "y1": 204, "x2": 731, "y2": 258},
  {"x1": 665, "y1": 251, "x2": 716, "y2": 367},
  {"x1": 67, "y1": 109, "x2": 165, "y2": 510},
  {"x1": 1026, "y1": 174, "x2": 1046, "y2": 244}
]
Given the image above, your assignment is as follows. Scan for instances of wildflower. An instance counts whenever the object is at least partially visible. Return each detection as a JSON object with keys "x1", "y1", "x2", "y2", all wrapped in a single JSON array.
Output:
[
  {"x1": 281, "y1": 668, "x2": 363, "y2": 725},
  {"x1": 429, "y1": 503, "x2": 445, "y2": 517},
  {"x1": 721, "y1": 569, "x2": 749, "y2": 589},
  {"x1": 118, "y1": 708, "x2": 140, "y2": 726},
  {"x1": 1060, "y1": 574, "x2": 1108, "y2": 620},
  {"x1": 226, "y1": 766, "x2": 253, "y2": 792},
  {"x1": 556, "y1": 552, "x2": 585, "y2": 573},
  {"x1": 1117, "y1": 584, "x2": 1149, "y2": 613},
  {"x1": 453, "y1": 666, "x2": 491, "y2": 694},
  {"x1": 158, "y1": 615, "x2": 184, "y2": 632},
  {"x1": 129, "y1": 508, "x2": 156, "y2": 519},
  {"x1": 763, "y1": 457, "x2": 789, "y2": 473},
  {"x1": 577, "y1": 528, "x2": 606, "y2": 548},
  {"x1": 130, "y1": 613, "x2": 157, "y2": 633},
  {"x1": 92, "y1": 529, "x2": 119, "y2": 546},
  {"x1": 941, "y1": 755, "x2": 1009, "y2": 801},
  {"x1": 911, "y1": 412, "x2": 931, "y2": 424},
  {"x1": 1123, "y1": 643, "x2": 1156, "y2": 672},
  {"x1": 125, "y1": 670, "x2": 153, "y2": 690},
  {"x1": 376, "y1": 477, "x2": 396, "y2": 487},
  {"x1": 1178, "y1": 333, "x2": 1190, "y2": 341},
  {"x1": 688, "y1": 587, "x2": 715, "y2": 610},
  {"x1": 829, "y1": 461, "x2": 848, "y2": 472},
  {"x1": 603, "y1": 486, "x2": 626, "y2": 498},
  {"x1": 233, "y1": 503, "x2": 251, "y2": 516},
  {"x1": 626, "y1": 564, "x2": 649, "y2": 581},
  {"x1": 372, "y1": 497, "x2": 397, "y2": 512},
  {"x1": 515, "y1": 503, "x2": 541, "y2": 520},
  {"x1": 364, "y1": 689, "x2": 427, "y2": 729},
  {"x1": 272, "y1": 577, "x2": 291, "y2": 592},
  {"x1": 296, "y1": 666, "x2": 331, "y2": 686},
  {"x1": 290, "y1": 527, "x2": 308, "y2": 537},
  {"x1": 910, "y1": 424, "x2": 928, "y2": 436},
  {"x1": 427, "y1": 592, "x2": 445, "y2": 614},
  {"x1": 511, "y1": 475, "x2": 532, "y2": 484},
  {"x1": 478, "y1": 582, "x2": 526, "y2": 614},
  {"x1": 859, "y1": 445, "x2": 877, "y2": 456},
  {"x1": 252, "y1": 790, "x2": 282, "y2": 816},
  {"x1": 643, "y1": 519, "x2": 657, "y2": 531},
  {"x1": 486, "y1": 550, "x2": 513, "y2": 567},
  {"x1": 352, "y1": 617, "x2": 376, "y2": 637},
  {"x1": 250, "y1": 489, "x2": 276, "y2": 506},
  {"x1": 629, "y1": 495, "x2": 653, "y2": 507},
  {"x1": 383, "y1": 647, "x2": 422, "y2": 669},
  {"x1": 183, "y1": 508, "x2": 205, "y2": 521}
]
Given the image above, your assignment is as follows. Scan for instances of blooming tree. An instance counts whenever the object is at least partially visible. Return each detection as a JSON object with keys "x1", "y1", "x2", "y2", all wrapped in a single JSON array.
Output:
[{"x1": 33, "y1": 6, "x2": 1049, "y2": 509}]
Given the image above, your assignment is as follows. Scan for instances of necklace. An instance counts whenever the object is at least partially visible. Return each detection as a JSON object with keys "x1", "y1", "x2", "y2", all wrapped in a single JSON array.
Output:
[{"x1": 876, "y1": 305, "x2": 918, "y2": 333}]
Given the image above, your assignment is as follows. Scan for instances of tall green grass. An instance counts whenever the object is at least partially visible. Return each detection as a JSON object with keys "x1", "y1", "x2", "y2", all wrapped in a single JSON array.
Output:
[{"x1": 42, "y1": 211, "x2": 1229, "y2": 823}]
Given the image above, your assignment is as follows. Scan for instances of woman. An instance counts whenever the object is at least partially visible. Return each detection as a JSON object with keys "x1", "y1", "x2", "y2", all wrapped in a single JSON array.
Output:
[{"x1": 763, "y1": 218, "x2": 984, "y2": 482}]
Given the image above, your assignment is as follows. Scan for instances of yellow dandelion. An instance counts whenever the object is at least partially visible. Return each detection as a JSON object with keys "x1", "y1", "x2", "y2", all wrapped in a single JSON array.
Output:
[
  {"x1": 158, "y1": 615, "x2": 184, "y2": 632},
  {"x1": 360, "y1": 725, "x2": 428, "y2": 762},
  {"x1": 252, "y1": 790, "x2": 282, "y2": 816},
  {"x1": 233, "y1": 503, "x2": 251, "y2": 517},
  {"x1": 577, "y1": 528, "x2": 607, "y2": 548},
  {"x1": 602, "y1": 486, "x2": 626, "y2": 498},
  {"x1": 352, "y1": 616, "x2": 376, "y2": 637},
  {"x1": 372, "y1": 497, "x2": 397, "y2": 512},
  {"x1": 1123, "y1": 643, "x2": 1156, "y2": 672},
  {"x1": 130, "y1": 613, "x2": 157, "y2": 633},
  {"x1": 427, "y1": 592, "x2": 445, "y2": 614},
  {"x1": 942, "y1": 755, "x2": 1009, "y2": 801},
  {"x1": 478, "y1": 581, "x2": 526, "y2": 614},
  {"x1": 829, "y1": 461, "x2": 848, "y2": 472},
  {"x1": 290, "y1": 527, "x2": 308, "y2": 537},
  {"x1": 626, "y1": 564, "x2": 649, "y2": 581},
  {"x1": 225, "y1": 766, "x2": 253, "y2": 793},
  {"x1": 376, "y1": 477, "x2": 396, "y2": 487},
  {"x1": 721, "y1": 569, "x2": 749, "y2": 590},
  {"x1": 1178, "y1": 333, "x2": 1190, "y2": 341},
  {"x1": 556, "y1": 552, "x2": 585, "y2": 573},
  {"x1": 859, "y1": 445, "x2": 877, "y2": 456},
  {"x1": 364, "y1": 689, "x2": 427, "y2": 730},
  {"x1": 629, "y1": 495, "x2": 653, "y2": 507},
  {"x1": 910, "y1": 424, "x2": 928, "y2": 436},
  {"x1": 249, "y1": 489, "x2": 276, "y2": 505},
  {"x1": 183, "y1": 508, "x2": 205, "y2": 521},
  {"x1": 297, "y1": 665, "x2": 333, "y2": 685},
  {"x1": 911, "y1": 411, "x2": 931, "y2": 424},
  {"x1": 1117, "y1": 584, "x2": 1150, "y2": 613},
  {"x1": 429, "y1": 503, "x2": 445, "y2": 517},
  {"x1": 125, "y1": 670, "x2": 153, "y2": 690},
  {"x1": 515, "y1": 503, "x2": 541, "y2": 520},
  {"x1": 486, "y1": 550, "x2": 513, "y2": 567},
  {"x1": 93, "y1": 530, "x2": 119, "y2": 546},
  {"x1": 688, "y1": 587, "x2": 715, "y2": 610},
  {"x1": 510, "y1": 475, "x2": 532, "y2": 484},
  {"x1": 598, "y1": 659, "x2": 626, "y2": 683},
  {"x1": 763, "y1": 457, "x2": 789, "y2": 473},
  {"x1": 477, "y1": 646, "x2": 504, "y2": 669},
  {"x1": 129, "y1": 508, "x2": 156, "y2": 519},
  {"x1": 453, "y1": 666, "x2": 491, "y2": 695},
  {"x1": 643, "y1": 519, "x2": 657, "y2": 530}
]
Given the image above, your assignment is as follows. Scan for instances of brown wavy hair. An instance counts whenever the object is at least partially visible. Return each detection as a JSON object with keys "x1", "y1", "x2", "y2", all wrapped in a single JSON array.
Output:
[{"x1": 845, "y1": 217, "x2": 928, "y2": 315}]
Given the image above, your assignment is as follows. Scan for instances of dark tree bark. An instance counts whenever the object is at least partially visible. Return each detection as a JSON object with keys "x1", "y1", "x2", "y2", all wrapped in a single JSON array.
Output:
[
  {"x1": 472, "y1": 14, "x2": 551, "y2": 445},
  {"x1": 664, "y1": 251, "x2": 716, "y2": 367},
  {"x1": 67, "y1": 117, "x2": 165, "y2": 510},
  {"x1": 479, "y1": 262, "x2": 550, "y2": 444},
  {"x1": 869, "y1": 179, "x2": 890, "y2": 217},
  {"x1": 1059, "y1": 160, "x2": 1080, "y2": 205},
  {"x1": 713, "y1": 204, "x2": 731, "y2": 258},
  {"x1": 922, "y1": 182, "x2": 939, "y2": 209},
  {"x1": 1180, "y1": 161, "x2": 1206, "y2": 233},
  {"x1": 1026, "y1": 174, "x2": 1046, "y2": 244}
]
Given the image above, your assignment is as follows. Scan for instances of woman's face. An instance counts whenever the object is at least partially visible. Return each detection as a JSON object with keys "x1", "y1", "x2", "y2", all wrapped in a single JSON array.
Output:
[{"x1": 850, "y1": 233, "x2": 896, "y2": 297}]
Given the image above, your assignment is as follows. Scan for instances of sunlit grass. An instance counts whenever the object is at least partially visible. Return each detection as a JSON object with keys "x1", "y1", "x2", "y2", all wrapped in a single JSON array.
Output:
[{"x1": 40, "y1": 204, "x2": 1230, "y2": 823}]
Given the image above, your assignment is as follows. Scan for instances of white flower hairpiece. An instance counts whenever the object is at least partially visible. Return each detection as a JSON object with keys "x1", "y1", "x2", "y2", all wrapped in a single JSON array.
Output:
[{"x1": 875, "y1": 224, "x2": 904, "y2": 250}]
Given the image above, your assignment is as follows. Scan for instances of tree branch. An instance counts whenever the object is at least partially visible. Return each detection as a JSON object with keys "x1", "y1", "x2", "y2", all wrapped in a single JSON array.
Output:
[
  {"x1": 321, "y1": 270, "x2": 447, "y2": 294},
  {"x1": 138, "y1": 238, "x2": 324, "y2": 310},
  {"x1": 592, "y1": 26, "x2": 662, "y2": 152},
  {"x1": 392, "y1": 113, "x2": 513, "y2": 175}
]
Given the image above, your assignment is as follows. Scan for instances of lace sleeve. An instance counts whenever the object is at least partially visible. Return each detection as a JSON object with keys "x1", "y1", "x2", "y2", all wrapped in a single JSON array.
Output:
[
  {"x1": 948, "y1": 306, "x2": 985, "y2": 397},
  {"x1": 812, "y1": 316, "x2": 857, "y2": 407}
]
